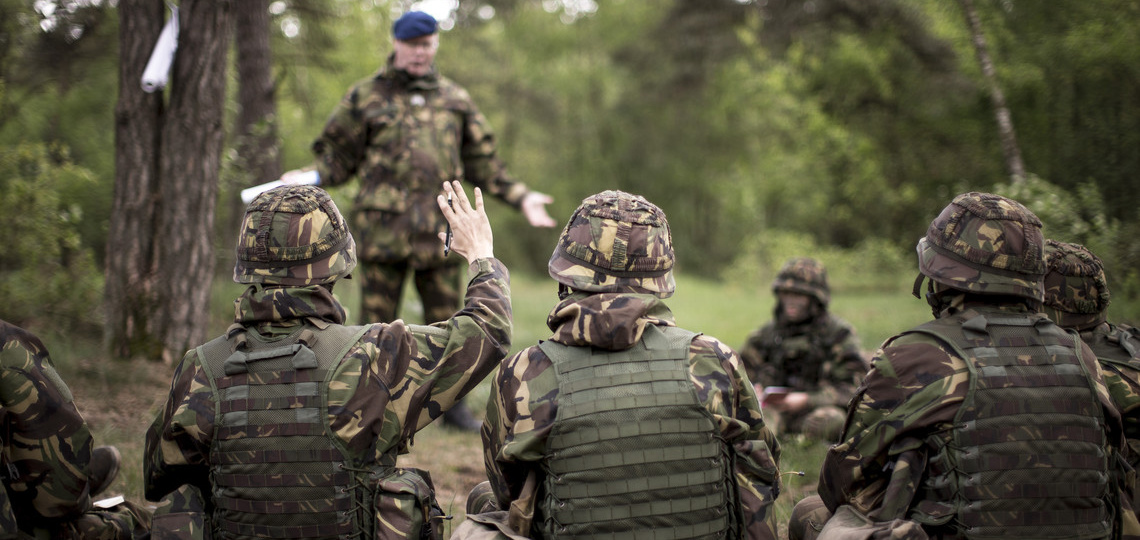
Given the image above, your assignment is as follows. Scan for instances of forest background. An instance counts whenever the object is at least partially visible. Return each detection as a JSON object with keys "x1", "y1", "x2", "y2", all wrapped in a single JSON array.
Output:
[{"x1": 2, "y1": 0, "x2": 1140, "y2": 536}]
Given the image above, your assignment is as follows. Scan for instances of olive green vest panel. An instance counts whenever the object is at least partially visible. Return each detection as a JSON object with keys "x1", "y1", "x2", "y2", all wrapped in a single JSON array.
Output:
[
  {"x1": 536, "y1": 325, "x2": 737, "y2": 540},
  {"x1": 1093, "y1": 324, "x2": 1140, "y2": 372},
  {"x1": 909, "y1": 312, "x2": 1111, "y2": 540},
  {"x1": 198, "y1": 323, "x2": 371, "y2": 540}
]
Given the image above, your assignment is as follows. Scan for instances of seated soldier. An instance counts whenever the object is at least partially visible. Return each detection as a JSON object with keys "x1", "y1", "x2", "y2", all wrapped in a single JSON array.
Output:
[
  {"x1": 457, "y1": 190, "x2": 782, "y2": 540},
  {"x1": 1042, "y1": 239, "x2": 1140, "y2": 533},
  {"x1": 739, "y1": 257, "x2": 867, "y2": 441},
  {"x1": 789, "y1": 193, "x2": 1124, "y2": 540},
  {"x1": 144, "y1": 182, "x2": 511, "y2": 539},
  {"x1": 0, "y1": 319, "x2": 150, "y2": 539}
]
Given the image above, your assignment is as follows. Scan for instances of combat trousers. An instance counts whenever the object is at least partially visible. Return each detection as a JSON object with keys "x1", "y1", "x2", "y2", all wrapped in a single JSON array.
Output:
[{"x1": 361, "y1": 260, "x2": 462, "y2": 324}]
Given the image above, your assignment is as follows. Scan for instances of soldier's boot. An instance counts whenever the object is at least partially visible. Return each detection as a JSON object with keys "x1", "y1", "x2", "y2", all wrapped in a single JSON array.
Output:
[
  {"x1": 88, "y1": 446, "x2": 121, "y2": 497},
  {"x1": 442, "y1": 402, "x2": 482, "y2": 432}
]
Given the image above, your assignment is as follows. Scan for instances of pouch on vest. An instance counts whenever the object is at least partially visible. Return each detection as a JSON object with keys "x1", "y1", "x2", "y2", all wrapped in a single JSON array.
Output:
[{"x1": 374, "y1": 467, "x2": 444, "y2": 540}]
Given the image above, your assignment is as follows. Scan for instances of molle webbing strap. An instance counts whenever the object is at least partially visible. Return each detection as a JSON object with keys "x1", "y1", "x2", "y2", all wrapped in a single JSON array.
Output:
[
  {"x1": 537, "y1": 326, "x2": 734, "y2": 540},
  {"x1": 219, "y1": 519, "x2": 354, "y2": 539},
  {"x1": 909, "y1": 311, "x2": 1111, "y2": 540},
  {"x1": 198, "y1": 323, "x2": 371, "y2": 538}
]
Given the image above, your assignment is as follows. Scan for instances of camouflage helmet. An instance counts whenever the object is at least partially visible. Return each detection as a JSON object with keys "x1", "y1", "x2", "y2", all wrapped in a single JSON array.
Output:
[
  {"x1": 771, "y1": 257, "x2": 830, "y2": 307},
  {"x1": 548, "y1": 190, "x2": 675, "y2": 298},
  {"x1": 1042, "y1": 240, "x2": 1110, "y2": 331},
  {"x1": 234, "y1": 185, "x2": 356, "y2": 286},
  {"x1": 916, "y1": 192, "x2": 1046, "y2": 302}
]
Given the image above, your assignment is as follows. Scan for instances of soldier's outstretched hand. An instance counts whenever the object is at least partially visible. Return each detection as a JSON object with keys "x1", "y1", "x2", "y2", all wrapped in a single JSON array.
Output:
[{"x1": 438, "y1": 181, "x2": 495, "y2": 263}]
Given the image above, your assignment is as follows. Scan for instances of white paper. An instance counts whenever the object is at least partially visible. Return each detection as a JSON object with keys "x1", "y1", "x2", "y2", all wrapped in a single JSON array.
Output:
[
  {"x1": 93, "y1": 495, "x2": 125, "y2": 509},
  {"x1": 141, "y1": 6, "x2": 179, "y2": 93},
  {"x1": 240, "y1": 170, "x2": 321, "y2": 204}
]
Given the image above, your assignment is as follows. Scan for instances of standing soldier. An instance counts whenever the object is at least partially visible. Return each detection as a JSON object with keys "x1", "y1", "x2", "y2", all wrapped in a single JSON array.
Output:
[
  {"x1": 789, "y1": 192, "x2": 1124, "y2": 540},
  {"x1": 0, "y1": 320, "x2": 150, "y2": 539},
  {"x1": 1041, "y1": 239, "x2": 1140, "y2": 531},
  {"x1": 739, "y1": 257, "x2": 866, "y2": 442},
  {"x1": 145, "y1": 182, "x2": 512, "y2": 539},
  {"x1": 286, "y1": 10, "x2": 555, "y2": 431},
  {"x1": 457, "y1": 191, "x2": 781, "y2": 540}
]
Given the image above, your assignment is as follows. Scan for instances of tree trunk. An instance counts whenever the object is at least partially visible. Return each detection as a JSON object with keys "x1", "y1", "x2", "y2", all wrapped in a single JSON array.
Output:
[
  {"x1": 229, "y1": 0, "x2": 280, "y2": 238},
  {"x1": 155, "y1": 0, "x2": 232, "y2": 362},
  {"x1": 106, "y1": 0, "x2": 164, "y2": 359},
  {"x1": 106, "y1": 0, "x2": 231, "y2": 362},
  {"x1": 959, "y1": 0, "x2": 1025, "y2": 183}
]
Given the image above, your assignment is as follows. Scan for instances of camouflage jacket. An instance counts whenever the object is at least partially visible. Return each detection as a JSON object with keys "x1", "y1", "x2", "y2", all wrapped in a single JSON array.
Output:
[
  {"x1": 144, "y1": 258, "x2": 513, "y2": 502},
  {"x1": 1083, "y1": 323, "x2": 1140, "y2": 451},
  {"x1": 739, "y1": 312, "x2": 866, "y2": 409},
  {"x1": 312, "y1": 56, "x2": 529, "y2": 267},
  {"x1": 0, "y1": 321, "x2": 96, "y2": 527},
  {"x1": 482, "y1": 291, "x2": 782, "y2": 539},
  {"x1": 816, "y1": 298, "x2": 1123, "y2": 522}
]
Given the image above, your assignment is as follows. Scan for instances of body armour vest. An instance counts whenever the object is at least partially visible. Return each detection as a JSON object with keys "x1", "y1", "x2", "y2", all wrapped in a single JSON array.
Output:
[
  {"x1": 536, "y1": 325, "x2": 739, "y2": 540},
  {"x1": 907, "y1": 309, "x2": 1111, "y2": 540},
  {"x1": 198, "y1": 323, "x2": 372, "y2": 540}
]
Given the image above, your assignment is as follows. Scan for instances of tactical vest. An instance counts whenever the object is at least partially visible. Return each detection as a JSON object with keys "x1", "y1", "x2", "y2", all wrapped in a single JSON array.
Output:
[
  {"x1": 536, "y1": 325, "x2": 739, "y2": 540},
  {"x1": 907, "y1": 309, "x2": 1111, "y2": 540},
  {"x1": 1090, "y1": 324, "x2": 1140, "y2": 373},
  {"x1": 198, "y1": 323, "x2": 372, "y2": 540}
]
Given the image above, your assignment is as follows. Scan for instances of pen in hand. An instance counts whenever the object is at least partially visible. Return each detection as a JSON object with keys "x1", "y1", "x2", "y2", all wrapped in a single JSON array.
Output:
[{"x1": 443, "y1": 192, "x2": 454, "y2": 256}]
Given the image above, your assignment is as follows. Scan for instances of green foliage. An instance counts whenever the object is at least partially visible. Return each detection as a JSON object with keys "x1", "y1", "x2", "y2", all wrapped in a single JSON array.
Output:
[
  {"x1": 0, "y1": 143, "x2": 103, "y2": 331},
  {"x1": 995, "y1": 175, "x2": 1140, "y2": 325}
]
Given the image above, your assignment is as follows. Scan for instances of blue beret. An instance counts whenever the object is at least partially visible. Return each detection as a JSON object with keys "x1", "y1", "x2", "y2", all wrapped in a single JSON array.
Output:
[{"x1": 393, "y1": 11, "x2": 437, "y2": 41}]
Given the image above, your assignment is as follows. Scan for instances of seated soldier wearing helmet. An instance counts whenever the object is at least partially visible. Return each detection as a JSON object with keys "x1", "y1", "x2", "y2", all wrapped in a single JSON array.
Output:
[
  {"x1": 789, "y1": 192, "x2": 1125, "y2": 540},
  {"x1": 455, "y1": 190, "x2": 782, "y2": 540},
  {"x1": 739, "y1": 257, "x2": 867, "y2": 442},
  {"x1": 144, "y1": 182, "x2": 511, "y2": 540},
  {"x1": 1042, "y1": 240, "x2": 1140, "y2": 533}
]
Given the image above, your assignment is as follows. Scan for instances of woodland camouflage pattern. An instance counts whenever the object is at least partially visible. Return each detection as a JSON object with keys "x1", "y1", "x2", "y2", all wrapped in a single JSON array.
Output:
[
  {"x1": 547, "y1": 191, "x2": 676, "y2": 298},
  {"x1": 482, "y1": 291, "x2": 781, "y2": 539},
  {"x1": 1043, "y1": 240, "x2": 1111, "y2": 331},
  {"x1": 771, "y1": 257, "x2": 831, "y2": 306},
  {"x1": 144, "y1": 258, "x2": 513, "y2": 535},
  {"x1": 916, "y1": 192, "x2": 1046, "y2": 301},
  {"x1": 0, "y1": 321, "x2": 150, "y2": 539},
  {"x1": 312, "y1": 56, "x2": 529, "y2": 268},
  {"x1": 234, "y1": 185, "x2": 357, "y2": 287}
]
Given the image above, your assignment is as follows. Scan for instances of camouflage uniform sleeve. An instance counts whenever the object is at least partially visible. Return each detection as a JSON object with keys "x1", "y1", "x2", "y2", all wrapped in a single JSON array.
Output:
[
  {"x1": 311, "y1": 81, "x2": 369, "y2": 188},
  {"x1": 689, "y1": 336, "x2": 781, "y2": 539},
  {"x1": 331, "y1": 258, "x2": 513, "y2": 457},
  {"x1": 809, "y1": 317, "x2": 868, "y2": 410},
  {"x1": 0, "y1": 326, "x2": 94, "y2": 521},
  {"x1": 482, "y1": 346, "x2": 555, "y2": 509},
  {"x1": 455, "y1": 88, "x2": 529, "y2": 208},
  {"x1": 817, "y1": 333, "x2": 965, "y2": 514},
  {"x1": 144, "y1": 349, "x2": 216, "y2": 502},
  {"x1": 740, "y1": 324, "x2": 779, "y2": 389},
  {"x1": 737, "y1": 328, "x2": 766, "y2": 386}
]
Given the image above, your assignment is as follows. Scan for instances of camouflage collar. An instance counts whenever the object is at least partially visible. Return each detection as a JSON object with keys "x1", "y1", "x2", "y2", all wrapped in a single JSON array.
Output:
[
  {"x1": 546, "y1": 292, "x2": 676, "y2": 350},
  {"x1": 233, "y1": 284, "x2": 347, "y2": 334}
]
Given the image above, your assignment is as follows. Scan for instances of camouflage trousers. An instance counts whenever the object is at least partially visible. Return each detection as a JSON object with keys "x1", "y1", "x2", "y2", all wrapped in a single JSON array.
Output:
[
  {"x1": 15, "y1": 502, "x2": 152, "y2": 540},
  {"x1": 765, "y1": 405, "x2": 846, "y2": 443},
  {"x1": 361, "y1": 260, "x2": 462, "y2": 324}
]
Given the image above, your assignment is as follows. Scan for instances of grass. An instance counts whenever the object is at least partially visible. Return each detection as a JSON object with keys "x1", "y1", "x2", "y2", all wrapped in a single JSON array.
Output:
[{"x1": 46, "y1": 268, "x2": 934, "y2": 538}]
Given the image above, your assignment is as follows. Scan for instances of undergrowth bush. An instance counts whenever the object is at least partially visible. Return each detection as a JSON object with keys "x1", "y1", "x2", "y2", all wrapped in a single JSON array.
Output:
[{"x1": 0, "y1": 143, "x2": 103, "y2": 332}]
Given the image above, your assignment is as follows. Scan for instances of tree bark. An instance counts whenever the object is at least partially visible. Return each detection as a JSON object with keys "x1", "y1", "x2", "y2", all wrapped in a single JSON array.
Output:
[
  {"x1": 107, "y1": 0, "x2": 231, "y2": 362},
  {"x1": 959, "y1": 0, "x2": 1025, "y2": 183},
  {"x1": 155, "y1": 0, "x2": 232, "y2": 362},
  {"x1": 106, "y1": 0, "x2": 164, "y2": 359}
]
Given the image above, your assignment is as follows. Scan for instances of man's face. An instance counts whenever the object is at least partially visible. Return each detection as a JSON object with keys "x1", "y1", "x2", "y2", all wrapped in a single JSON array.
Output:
[
  {"x1": 777, "y1": 291, "x2": 813, "y2": 323},
  {"x1": 392, "y1": 34, "x2": 439, "y2": 77}
]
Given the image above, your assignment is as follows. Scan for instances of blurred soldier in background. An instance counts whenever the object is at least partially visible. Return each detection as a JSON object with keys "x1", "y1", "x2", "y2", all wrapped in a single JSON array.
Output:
[
  {"x1": 288, "y1": 10, "x2": 556, "y2": 432},
  {"x1": 145, "y1": 182, "x2": 512, "y2": 540},
  {"x1": 739, "y1": 257, "x2": 866, "y2": 442},
  {"x1": 789, "y1": 192, "x2": 1124, "y2": 540},
  {"x1": 1042, "y1": 239, "x2": 1140, "y2": 529},
  {"x1": 0, "y1": 320, "x2": 150, "y2": 539},
  {"x1": 457, "y1": 190, "x2": 781, "y2": 540}
]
